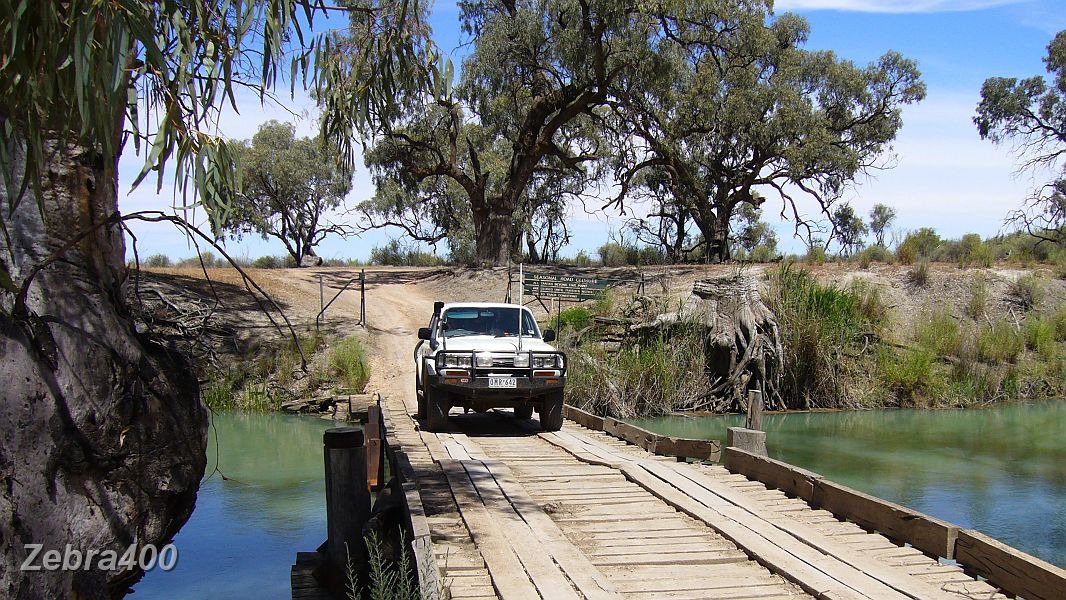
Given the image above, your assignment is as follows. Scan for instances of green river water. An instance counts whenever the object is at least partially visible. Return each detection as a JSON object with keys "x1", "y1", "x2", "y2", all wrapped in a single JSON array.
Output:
[
  {"x1": 133, "y1": 412, "x2": 336, "y2": 600},
  {"x1": 631, "y1": 399, "x2": 1066, "y2": 569},
  {"x1": 133, "y1": 402, "x2": 1066, "y2": 598}
]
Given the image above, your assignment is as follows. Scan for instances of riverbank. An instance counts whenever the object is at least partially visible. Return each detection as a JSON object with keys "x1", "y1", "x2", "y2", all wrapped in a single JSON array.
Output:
[
  {"x1": 130, "y1": 267, "x2": 373, "y2": 413},
  {"x1": 557, "y1": 262, "x2": 1066, "y2": 415},
  {"x1": 135, "y1": 263, "x2": 1064, "y2": 417}
]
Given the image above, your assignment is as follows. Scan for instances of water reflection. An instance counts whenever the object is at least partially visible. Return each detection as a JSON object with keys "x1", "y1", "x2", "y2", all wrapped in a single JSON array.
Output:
[
  {"x1": 631, "y1": 400, "x2": 1066, "y2": 568},
  {"x1": 133, "y1": 412, "x2": 338, "y2": 600}
]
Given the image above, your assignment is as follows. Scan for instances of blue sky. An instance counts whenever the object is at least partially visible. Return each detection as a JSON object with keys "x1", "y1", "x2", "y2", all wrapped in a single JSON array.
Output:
[{"x1": 120, "y1": 0, "x2": 1066, "y2": 262}]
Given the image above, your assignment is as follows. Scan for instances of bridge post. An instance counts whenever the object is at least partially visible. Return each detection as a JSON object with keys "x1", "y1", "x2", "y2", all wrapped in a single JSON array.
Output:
[
  {"x1": 323, "y1": 427, "x2": 371, "y2": 573},
  {"x1": 745, "y1": 389, "x2": 763, "y2": 431},
  {"x1": 727, "y1": 427, "x2": 767, "y2": 457}
]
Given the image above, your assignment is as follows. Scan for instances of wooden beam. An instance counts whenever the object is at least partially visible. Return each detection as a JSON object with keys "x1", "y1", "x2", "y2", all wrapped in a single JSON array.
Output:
[
  {"x1": 812, "y1": 479, "x2": 959, "y2": 560},
  {"x1": 723, "y1": 447, "x2": 821, "y2": 504},
  {"x1": 563, "y1": 405, "x2": 719, "y2": 461},
  {"x1": 563, "y1": 404, "x2": 604, "y2": 430},
  {"x1": 954, "y1": 529, "x2": 1066, "y2": 600}
]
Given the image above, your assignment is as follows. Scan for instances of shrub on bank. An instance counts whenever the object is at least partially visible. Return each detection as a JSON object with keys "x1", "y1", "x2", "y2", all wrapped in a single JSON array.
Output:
[
  {"x1": 201, "y1": 331, "x2": 372, "y2": 411},
  {"x1": 766, "y1": 264, "x2": 884, "y2": 409},
  {"x1": 329, "y1": 337, "x2": 371, "y2": 392},
  {"x1": 1010, "y1": 274, "x2": 1047, "y2": 311}
]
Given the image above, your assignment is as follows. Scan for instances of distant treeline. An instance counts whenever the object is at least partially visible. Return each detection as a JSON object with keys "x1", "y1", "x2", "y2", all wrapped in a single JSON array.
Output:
[{"x1": 136, "y1": 228, "x2": 1066, "y2": 276}]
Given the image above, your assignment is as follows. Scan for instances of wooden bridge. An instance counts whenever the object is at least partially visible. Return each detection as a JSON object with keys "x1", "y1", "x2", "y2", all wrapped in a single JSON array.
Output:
[{"x1": 294, "y1": 395, "x2": 1066, "y2": 600}]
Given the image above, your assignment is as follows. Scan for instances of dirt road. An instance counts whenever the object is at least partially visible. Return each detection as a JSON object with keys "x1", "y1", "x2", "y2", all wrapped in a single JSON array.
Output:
[{"x1": 284, "y1": 269, "x2": 437, "y2": 415}]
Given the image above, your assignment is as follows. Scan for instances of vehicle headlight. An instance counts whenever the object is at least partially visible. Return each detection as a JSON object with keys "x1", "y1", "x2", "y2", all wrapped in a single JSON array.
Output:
[
  {"x1": 532, "y1": 355, "x2": 561, "y2": 369},
  {"x1": 437, "y1": 354, "x2": 472, "y2": 369},
  {"x1": 475, "y1": 352, "x2": 493, "y2": 368},
  {"x1": 513, "y1": 353, "x2": 529, "y2": 368}
]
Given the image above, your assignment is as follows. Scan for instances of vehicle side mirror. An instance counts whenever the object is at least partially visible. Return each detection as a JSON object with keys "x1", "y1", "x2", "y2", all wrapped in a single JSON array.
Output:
[
  {"x1": 417, "y1": 327, "x2": 432, "y2": 341},
  {"x1": 543, "y1": 329, "x2": 557, "y2": 343}
]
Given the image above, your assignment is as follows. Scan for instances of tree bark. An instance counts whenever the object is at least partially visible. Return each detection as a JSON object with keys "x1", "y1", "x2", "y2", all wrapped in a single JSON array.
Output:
[
  {"x1": 0, "y1": 140, "x2": 207, "y2": 599},
  {"x1": 472, "y1": 199, "x2": 514, "y2": 266}
]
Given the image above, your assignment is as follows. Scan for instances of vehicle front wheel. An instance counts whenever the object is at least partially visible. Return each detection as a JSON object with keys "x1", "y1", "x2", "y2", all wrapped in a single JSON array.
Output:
[
  {"x1": 539, "y1": 391, "x2": 564, "y2": 432},
  {"x1": 425, "y1": 384, "x2": 449, "y2": 432},
  {"x1": 514, "y1": 404, "x2": 534, "y2": 420}
]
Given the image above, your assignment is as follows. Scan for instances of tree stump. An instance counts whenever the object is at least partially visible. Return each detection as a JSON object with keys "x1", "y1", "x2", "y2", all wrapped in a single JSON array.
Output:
[
  {"x1": 690, "y1": 275, "x2": 783, "y2": 412},
  {"x1": 630, "y1": 274, "x2": 783, "y2": 412}
]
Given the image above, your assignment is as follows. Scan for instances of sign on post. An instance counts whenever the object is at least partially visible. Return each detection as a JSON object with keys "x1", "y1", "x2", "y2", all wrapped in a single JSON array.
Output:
[{"x1": 523, "y1": 273, "x2": 608, "y2": 302}]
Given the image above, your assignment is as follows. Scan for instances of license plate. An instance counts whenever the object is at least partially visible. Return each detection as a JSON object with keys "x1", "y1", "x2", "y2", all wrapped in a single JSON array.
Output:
[{"x1": 489, "y1": 377, "x2": 517, "y2": 388}]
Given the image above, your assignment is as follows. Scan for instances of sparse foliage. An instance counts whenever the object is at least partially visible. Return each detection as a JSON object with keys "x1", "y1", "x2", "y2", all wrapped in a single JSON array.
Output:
[
  {"x1": 976, "y1": 29, "x2": 1066, "y2": 245},
  {"x1": 868, "y1": 204, "x2": 897, "y2": 247},
  {"x1": 833, "y1": 204, "x2": 869, "y2": 256}
]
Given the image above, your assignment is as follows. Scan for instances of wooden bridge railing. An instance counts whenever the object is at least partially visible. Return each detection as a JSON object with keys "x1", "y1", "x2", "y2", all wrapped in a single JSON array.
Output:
[
  {"x1": 565, "y1": 402, "x2": 1066, "y2": 600},
  {"x1": 724, "y1": 446, "x2": 1066, "y2": 600},
  {"x1": 563, "y1": 404, "x2": 721, "y2": 461}
]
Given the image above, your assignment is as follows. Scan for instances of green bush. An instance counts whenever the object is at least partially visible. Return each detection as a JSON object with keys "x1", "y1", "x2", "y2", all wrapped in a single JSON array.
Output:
[
  {"x1": 253, "y1": 255, "x2": 284, "y2": 269},
  {"x1": 748, "y1": 244, "x2": 777, "y2": 263},
  {"x1": 370, "y1": 240, "x2": 444, "y2": 266},
  {"x1": 977, "y1": 319, "x2": 1024, "y2": 364},
  {"x1": 804, "y1": 244, "x2": 827, "y2": 265},
  {"x1": 329, "y1": 337, "x2": 371, "y2": 392},
  {"x1": 855, "y1": 245, "x2": 894, "y2": 269},
  {"x1": 1010, "y1": 274, "x2": 1046, "y2": 311},
  {"x1": 557, "y1": 307, "x2": 593, "y2": 332},
  {"x1": 177, "y1": 251, "x2": 221, "y2": 268},
  {"x1": 144, "y1": 253, "x2": 172, "y2": 267},
  {"x1": 596, "y1": 242, "x2": 629, "y2": 267},
  {"x1": 879, "y1": 347, "x2": 940, "y2": 403},
  {"x1": 767, "y1": 264, "x2": 881, "y2": 408},
  {"x1": 571, "y1": 250, "x2": 593, "y2": 266},
  {"x1": 965, "y1": 276, "x2": 989, "y2": 320},
  {"x1": 1052, "y1": 306, "x2": 1066, "y2": 341},
  {"x1": 913, "y1": 308, "x2": 963, "y2": 357},
  {"x1": 896, "y1": 228, "x2": 941, "y2": 265},
  {"x1": 850, "y1": 278, "x2": 889, "y2": 325},
  {"x1": 321, "y1": 257, "x2": 366, "y2": 267},
  {"x1": 1024, "y1": 317, "x2": 1057, "y2": 359}
]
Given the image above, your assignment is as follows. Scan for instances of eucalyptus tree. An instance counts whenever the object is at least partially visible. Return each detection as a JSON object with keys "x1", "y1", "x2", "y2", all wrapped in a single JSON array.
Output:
[
  {"x1": 228, "y1": 121, "x2": 353, "y2": 264},
  {"x1": 868, "y1": 203, "x2": 897, "y2": 247},
  {"x1": 975, "y1": 30, "x2": 1066, "y2": 244},
  {"x1": 606, "y1": 10, "x2": 925, "y2": 262},
  {"x1": 732, "y1": 202, "x2": 779, "y2": 260},
  {"x1": 360, "y1": 0, "x2": 760, "y2": 265},
  {"x1": 832, "y1": 203, "x2": 869, "y2": 256},
  {"x1": 0, "y1": 1, "x2": 429, "y2": 596}
]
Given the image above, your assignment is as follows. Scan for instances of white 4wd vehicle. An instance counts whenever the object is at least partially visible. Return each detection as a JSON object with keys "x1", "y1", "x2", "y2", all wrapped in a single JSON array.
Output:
[{"x1": 414, "y1": 302, "x2": 567, "y2": 432}]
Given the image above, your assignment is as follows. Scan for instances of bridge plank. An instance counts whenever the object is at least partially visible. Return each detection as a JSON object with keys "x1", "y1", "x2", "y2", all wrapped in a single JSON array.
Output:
[
  {"x1": 474, "y1": 457, "x2": 621, "y2": 600},
  {"x1": 438, "y1": 459, "x2": 541, "y2": 600},
  {"x1": 542, "y1": 431, "x2": 905, "y2": 600},
  {"x1": 640, "y1": 459, "x2": 959, "y2": 600}
]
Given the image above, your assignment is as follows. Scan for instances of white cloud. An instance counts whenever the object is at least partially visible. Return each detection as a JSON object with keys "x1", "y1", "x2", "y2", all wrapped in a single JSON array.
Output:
[{"x1": 774, "y1": 0, "x2": 1025, "y2": 13}]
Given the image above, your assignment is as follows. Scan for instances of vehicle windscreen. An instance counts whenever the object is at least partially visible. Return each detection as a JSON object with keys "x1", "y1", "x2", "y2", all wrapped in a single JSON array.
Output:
[{"x1": 441, "y1": 307, "x2": 539, "y2": 338}]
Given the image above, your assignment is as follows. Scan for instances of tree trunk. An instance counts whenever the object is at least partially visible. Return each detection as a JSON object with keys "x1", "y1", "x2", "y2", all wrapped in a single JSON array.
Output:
[
  {"x1": 0, "y1": 141, "x2": 208, "y2": 599},
  {"x1": 472, "y1": 200, "x2": 514, "y2": 266},
  {"x1": 708, "y1": 212, "x2": 732, "y2": 263}
]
